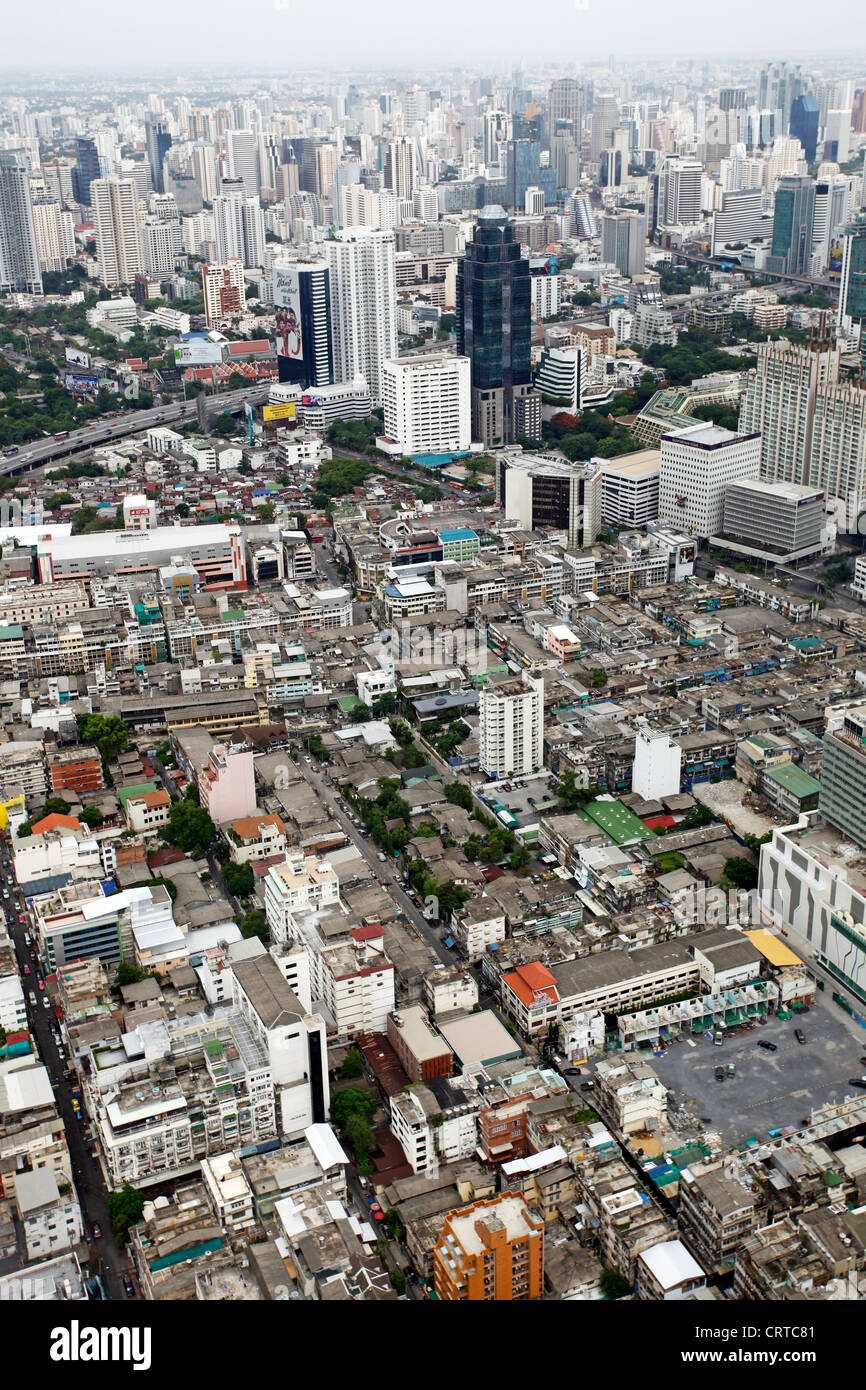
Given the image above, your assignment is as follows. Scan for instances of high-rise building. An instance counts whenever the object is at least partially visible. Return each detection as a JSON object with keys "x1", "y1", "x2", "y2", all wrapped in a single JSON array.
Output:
[
  {"x1": 91, "y1": 175, "x2": 142, "y2": 288},
  {"x1": 324, "y1": 227, "x2": 397, "y2": 404},
  {"x1": 837, "y1": 219, "x2": 866, "y2": 351},
  {"x1": 759, "y1": 62, "x2": 805, "y2": 132},
  {"x1": 140, "y1": 218, "x2": 176, "y2": 277},
  {"x1": 212, "y1": 178, "x2": 263, "y2": 268},
  {"x1": 658, "y1": 421, "x2": 761, "y2": 538},
  {"x1": 385, "y1": 138, "x2": 416, "y2": 200},
  {"x1": 191, "y1": 143, "x2": 218, "y2": 203},
  {"x1": 71, "y1": 136, "x2": 100, "y2": 207},
  {"x1": 823, "y1": 109, "x2": 852, "y2": 166},
  {"x1": 31, "y1": 198, "x2": 72, "y2": 273},
  {"x1": 811, "y1": 177, "x2": 851, "y2": 276},
  {"x1": 202, "y1": 259, "x2": 246, "y2": 326},
  {"x1": 503, "y1": 140, "x2": 556, "y2": 211},
  {"x1": 768, "y1": 174, "x2": 816, "y2": 276},
  {"x1": 719, "y1": 88, "x2": 748, "y2": 112},
  {"x1": 225, "y1": 129, "x2": 260, "y2": 198},
  {"x1": 789, "y1": 94, "x2": 819, "y2": 165},
  {"x1": 710, "y1": 187, "x2": 765, "y2": 257},
  {"x1": 332, "y1": 158, "x2": 361, "y2": 229},
  {"x1": 433, "y1": 1194, "x2": 544, "y2": 1302},
  {"x1": 381, "y1": 353, "x2": 471, "y2": 456},
  {"x1": 479, "y1": 674, "x2": 544, "y2": 780},
  {"x1": 632, "y1": 728, "x2": 682, "y2": 800},
  {"x1": 456, "y1": 206, "x2": 535, "y2": 446},
  {"x1": 548, "y1": 78, "x2": 582, "y2": 139},
  {"x1": 818, "y1": 705, "x2": 866, "y2": 849},
  {"x1": 144, "y1": 116, "x2": 172, "y2": 194},
  {"x1": 591, "y1": 93, "x2": 620, "y2": 163},
  {"x1": 314, "y1": 143, "x2": 339, "y2": 201},
  {"x1": 0, "y1": 153, "x2": 42, "y2": 294},
  {"x1": 273, "y1": 257, "x2": 333, "y2": 390},
  {"x1": 600, "y1": 210, "x2": 646, "y2": 277},
  {"x1": 496, "y1": 453, "x2": 601, "y2": 547},
  {"x1": 658, "y1": 157, "x2": 702, "y2": 226}
]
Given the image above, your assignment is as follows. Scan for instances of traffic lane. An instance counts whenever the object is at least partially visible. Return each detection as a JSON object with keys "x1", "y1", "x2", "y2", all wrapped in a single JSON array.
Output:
[{"x1": 299, "y1": 759, "x2": 452, "y2": 964}]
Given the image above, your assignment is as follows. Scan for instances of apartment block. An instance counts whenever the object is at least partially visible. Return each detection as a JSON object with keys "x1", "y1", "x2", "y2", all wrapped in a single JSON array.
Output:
[{"x1": 434, "y1": 1193, "x2": 544, "y2": 1301}]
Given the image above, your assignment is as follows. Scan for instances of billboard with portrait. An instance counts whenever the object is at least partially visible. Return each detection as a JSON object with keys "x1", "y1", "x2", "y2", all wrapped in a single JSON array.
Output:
[
  {"x1": 273, "y1": 263, "x2": 303, "y2": 363},
  {"x1": 64, "y1": 371, "x2": 100, "y2": 399}
]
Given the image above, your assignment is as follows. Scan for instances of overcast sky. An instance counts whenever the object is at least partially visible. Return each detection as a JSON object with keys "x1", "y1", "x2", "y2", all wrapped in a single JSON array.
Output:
[{"x1": 1, "y1": 0, "x2": 864, "y2": 74}]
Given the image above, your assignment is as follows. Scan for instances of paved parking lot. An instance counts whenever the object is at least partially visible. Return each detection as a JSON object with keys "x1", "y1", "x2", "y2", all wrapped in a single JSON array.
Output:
[{"x1": 649, "y1": 997, "x2": 866, "y2": 1146}]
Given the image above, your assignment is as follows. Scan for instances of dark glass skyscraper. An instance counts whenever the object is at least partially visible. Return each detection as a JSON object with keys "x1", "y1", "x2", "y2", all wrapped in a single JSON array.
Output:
[
  {"x1": 71, "y1": 137, "x2": 100, "y2": 207},
  {"x1": 503, "y1": 140, "x2": 556, "y2": 210},
  {"x1": 457, "y1": 205, "x2": 536, "y2": 445},
  {"x1": 769, "y1": 175, "x2": 815, "y2": 276},
  {"x1": 790, "y1": 94, "x2": 819, "y2": 164},
  {"x1": 145, "y1": 117, "x2": 172, "y2": 194}
]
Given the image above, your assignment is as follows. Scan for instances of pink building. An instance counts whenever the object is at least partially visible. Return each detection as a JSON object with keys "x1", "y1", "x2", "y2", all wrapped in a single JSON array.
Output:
[{"x1": 198, "y1": 743, "x2": 256, "y2": 825}]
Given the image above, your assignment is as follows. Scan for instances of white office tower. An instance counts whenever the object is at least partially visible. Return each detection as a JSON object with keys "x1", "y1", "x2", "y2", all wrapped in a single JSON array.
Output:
[
  {"x1": 658, "y1": 157, "x2": 703, "y2": 226},
  {"x1": 534, "y1": 346, "x2": 582, "y2": 414},
  {"x1": 414, "y1": 185, "x2": 439, "y2": 222},
  {"x1": 710, "y1": 188, "x2": 765, "y2": 257},
  {"x1": 325, "y1": 227, "x2": 397, "y2": 404},
  {"x1": 242, "y1": 197, "x2": 265, "y2": 268},
  {"x1": 385, "y1": 137, "x2": 416, "y2": 199},
  {"x1": 824, "y1": 109, "x2": 851, "y2": 165},
  {"x1": 182, "y1": 209, "x2": 214, "y2": 259},
  {"x1": 479, "y1": 674, "x2": 544, "y2": 779},
  {"x1": 213, "y1": 179, "x2": 245, "y2": 263},
  {"x1": 91, "y1": 175, "x2": 142, "y2": 288},
  {"x1": 191, "y1": 143, "x2": 218, "y2": 202},
  {"x1": 632, "y1": 727, "x2": 682, "y2": 800},
  {"x1": 658, "y1": 422, "x2": 761, "y2": 538},
  {"x1": 342, "y1": 183, "x2": 380, "y2": 228},
  {"x1": 810, "y1": 177, "x2": 850, "y2": 276},
  {"x1": 0, "y1": 151, "x2": 43, "y2": 293},
  {"x1": 225, "y1": 129, "x2": 260, "y2": 198},
  {"x1": 149, "y1": 191, "x2": 182, "y2": 254},
  {"x1": 332, "y1": 157, "x2": 361, "y2": 229},
  {"x1": 31, "y1": 198, "x2": 69, "y2": 273},
  {"x1": 381, "y1": 353, "x2": 470, "y2": 456},
  {"x1": 525, "y1": 185, "x2": 546, "y2": 216},
  {"x1": 141, "y1": 217, "x2": 176, "y2": 276}
]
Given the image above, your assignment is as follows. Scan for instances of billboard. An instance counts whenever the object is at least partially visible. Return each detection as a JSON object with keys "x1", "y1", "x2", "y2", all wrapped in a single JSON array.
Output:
[
  {"x1": 173, "y1": 340, "x2": 225, "y2": 367},
  {"x1": 65, "y1": 346, "x2": 92, "y2": 369},
  {"x1": 301, "y1": 392, "x2": 324, "y2": 409},
  {"x1": 273, "y1": 264, "x2": 303, "y2": 362},
  {"x1": 64, "y1": 371, "x2": 100, "y2": 399},
  {"x1": 262, "y1": 402, "x2": 296, "y2": 423}
]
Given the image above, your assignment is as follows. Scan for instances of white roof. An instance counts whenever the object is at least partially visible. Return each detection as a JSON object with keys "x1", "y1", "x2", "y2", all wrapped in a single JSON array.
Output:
[
  {"x1": 0, "y1": 1060, "x2": 55, "y2": 1114},
  {"x1": 37, "y1": 523, "x2": 240, "y2": 563},
  {"x1": 304, "y1": 1122, "x2": 350, "y2": 1172},
  {"x1": 501, "y1": 1144, "x2": 567, "y2": 1177},
  {"x1": 639, "y1": 1239, "x2": 704, "y2": 1289}
]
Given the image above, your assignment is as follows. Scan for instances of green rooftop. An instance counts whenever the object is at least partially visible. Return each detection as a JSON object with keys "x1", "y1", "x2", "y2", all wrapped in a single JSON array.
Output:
[
  {"x1": 204, "y1": 1040, "x2": 224, "y2": 1057},
  {"x1": 763, "y1": 763, "x2": 821, "y2": 800},
  {"x1": 0, "y1": 625, "x2": 24, "y2": 641},
  {"x1": 581, "y1": 797, "x2": 657, "y2": 846},
  {"x1": 116, "y1": 780, "x2": 159, "y2": 807}
]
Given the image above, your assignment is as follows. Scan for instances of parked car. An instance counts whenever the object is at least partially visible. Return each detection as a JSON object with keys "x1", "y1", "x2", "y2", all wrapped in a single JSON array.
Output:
[
  {"x1": 714, "y1": 1066, "x2": 725, "y2": 1081},
  {"x1": 92, "y1": 1222, "x2": 102, "y2": 1239},
  {"x1": 22, "y1": 963, "x2": 29, "y2": 974},
  {"x1": 850, "y1": 1079, "x2": 866, "y2": 1090},
  {"x1": 37, "y1": 978, "x2": 45, "y2": 991},
  {"x1": 795, "y1": 1028, "x2": 806, "y2": 1044},
  {"x1": 758, "y1": 1039, "x2": 778, "y2": 1052},
  {"x1": 123, "y1": 1275, "x2": 135, "y2": 1298},
  {"x1": 580, "y1": 1082, "x2": 594, "y2": 1093}
]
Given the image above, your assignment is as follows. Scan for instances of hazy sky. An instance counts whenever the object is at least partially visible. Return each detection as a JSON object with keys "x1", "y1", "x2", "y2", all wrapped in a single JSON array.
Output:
[{"x1": 2, "y1": 0, "x2": 864, "y2": 73}]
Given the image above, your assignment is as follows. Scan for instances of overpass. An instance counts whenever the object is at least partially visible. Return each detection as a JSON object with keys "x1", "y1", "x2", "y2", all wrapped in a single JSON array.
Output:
[
  {"x1": 669, "y1": 248, "x2": 838, "y2": 294},
  {"x1": 0, "y1": 382, "x2": 272, "y2": 478}
]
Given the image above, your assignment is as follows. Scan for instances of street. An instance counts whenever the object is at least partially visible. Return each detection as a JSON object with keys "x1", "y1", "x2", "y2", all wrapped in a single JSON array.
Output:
[{"x1": 0, "y1": 843, "x2": 127, "y2": 1299}]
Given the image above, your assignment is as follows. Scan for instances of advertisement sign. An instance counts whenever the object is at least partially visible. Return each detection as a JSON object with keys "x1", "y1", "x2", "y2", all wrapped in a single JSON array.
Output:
[
  {"x1": 173, "y1": 338, "x2": 225, "y2": 367},
  {"x1": 65, "y1": 346, "x2": 92, "y2": 369},
  {"x1": 828, "y1": 238, "x2": 844, "y2": 281},
  {"x1": 301, "y1": 392, "x2": 324, "y2": 409},
  {"x1": 262, "y1": 402, "x2": 296, "y2": 423},
  {"x1": 273, "y1": 263, "x2": 303, "y2": 362},
  {"x1": 64, "y1": 371, "x2": 100, "y2": 399}
]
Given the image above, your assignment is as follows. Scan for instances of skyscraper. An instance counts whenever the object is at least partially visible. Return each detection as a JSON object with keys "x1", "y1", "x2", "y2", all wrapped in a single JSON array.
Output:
[
  {"x1": 811, "y1": 177, "x2": 851, "y2": 276},
  {"x1": 658, "y1": 422, "x2": 761, "y2": 538},
  {"x1": 789, "y1": 94, "x2": 819, "y2": 164},
  {"x1": 212, "y1": 179, "x2": 245, "y2": 263},
  {"x1": 818, "y1": 705, "x2": 866, "y2": 849},
  {"x1": 91, "y1": 175, "x2": 142, "y2": 288},
  {"x1": 658, "y1": 157, "x2": 702, "y2": 227},
  {"x1": 0, "y1": 152, "x2": 42, "y2": 294},
  {"x1": 591, "y1": 92, "x2": 620, "y2": 162},
  {"x1": 601, "y1": 209, "x2": 646, "y2": 277},
  {"x1": 479, "y1": 675, "x2": 544, "y2": 779},
  {"x1": 71, "y1": 136, "x2": 100, "y2": 207},
  {"x1": 456, "y1": 206, "x2": 535, "y2": 446},
  {"x1": 837, "y1": 218, "x2": 866, "y2": 351},
  {"x1": 385, "y1": 138, "x2": 416, "y2": 199},
  {"x1": 31, "y1": 198, "x2": 72, "y2": 273},
  {"x1": 502, "y1": 141, "x2": 555, "y2": 213},
  {"x1": 324, "y1": 227, "x2": 397, "y2": 404},
  {"x1": 226, "y1": 129, "x2": 260, "y2": 198},
  {"x1": 273, "y1": 257, "x2": 333, "y2": 390},
  {"x1": 202, "y1": 259, "x2": 246, "y2": 326},
  {"x1": 548, "y1": 78, "x2": 582, "y2": 138},
  {"x1": 768, "y1": 175, "x2": 815, "y2": 276},
  {"x1": 144, "y1": 116, "x2": 172, "y2": 194}
]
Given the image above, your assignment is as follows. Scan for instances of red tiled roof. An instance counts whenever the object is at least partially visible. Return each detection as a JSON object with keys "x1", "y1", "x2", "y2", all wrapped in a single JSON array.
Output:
[
  {"x1": 30, "y1": 813, "x2": 82, "y2": 834},
  {"x1": 503, "y1": 961, "x2": 559, "y2": 1008}
]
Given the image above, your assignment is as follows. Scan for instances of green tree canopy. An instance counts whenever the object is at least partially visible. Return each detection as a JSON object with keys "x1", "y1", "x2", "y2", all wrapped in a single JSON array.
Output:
[{"x1": 107, "y1": 1182, "x2": 146, "y2": 1246}]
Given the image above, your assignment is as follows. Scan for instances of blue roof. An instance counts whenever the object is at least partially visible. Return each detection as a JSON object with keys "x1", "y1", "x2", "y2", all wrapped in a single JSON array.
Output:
[{"x1": 439, "y1": 528, "x2": 477, "y2": 542}]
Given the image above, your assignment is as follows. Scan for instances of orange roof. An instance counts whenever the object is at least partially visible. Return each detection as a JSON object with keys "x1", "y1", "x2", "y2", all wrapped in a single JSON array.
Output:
[
  {"x1": 130, "y1": 790, "x2": 170, "y2": 809},
  {"x1": 30, "y1": 813, "x2": 82, "y2": 834},
  {"x1": 503, "y1": 961, "x2": 559, "y2": 1008},
  {"x1": 230, "y1": 813, "x2": 287, "y2": 838}
]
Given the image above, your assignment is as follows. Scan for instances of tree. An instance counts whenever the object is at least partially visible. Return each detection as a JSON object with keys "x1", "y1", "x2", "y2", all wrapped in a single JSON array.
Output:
[
  {"x1": 16, "y1": 821, "x2": 32, "y2": 838},
  {"x1": 445, "y1": 782, "x2": 473, "y2": 811},
  {"x1": 78, "y1": 805, "x2": 104, "y2": 828},
  {"x1": 241, "y1": 908, "x2": 268, "y2": 943},
  {"x1": 680, "y1": 804, "x2": 713, "y2": 830},
  {"x1": 223, "y1": 860, "x2": 254, "y2": 898},
  {"x1": 599, "y1": 1267, "x2": 631, "y2": 1300},
  {"x1": 107, "y1": 1182, "x2": 146, "y2": 1246},
  {"x1": 723, "y1": 856, "x2": 759, "y2": 890},
  {"x1": 330, "y1": 1087, "x2": 376, "y2": 1130},
  {"x1": 78, "y1": 713, "x2": 129, "y2": 765},
  {"x1": 162, "y1": 787, "x2": 216, "y2": 859},
  {"x1": 384, "y1": 1209, "x2": 405, "y2": 1241},
  {"x1": 175, "y1": 501, "x2": 190, "y2": 518},
  {"x1": 344, "y1": 1111, "x2": 375, "y2": 1171},
  {"x1": 38, "y1": 796, "x2": 71, "y2": 819},
  {"x1": 389, "y1": 1270, "x2": 406, "y2": 1295},
  {"x1": 556, "y1": 772, "x2": 597, "y2": 813},
  {"x1": 339, "y1": 1048, "x2": 365, "y2": 1079},
  {"x1": 114, "y1": 962, "x2": 147, "y2": 987}
]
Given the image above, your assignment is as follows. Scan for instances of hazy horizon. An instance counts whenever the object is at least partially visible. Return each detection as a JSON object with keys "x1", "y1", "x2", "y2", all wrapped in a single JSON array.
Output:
[{"x1": 2, "y1": 0, "x2": 866, "y2": 75}]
